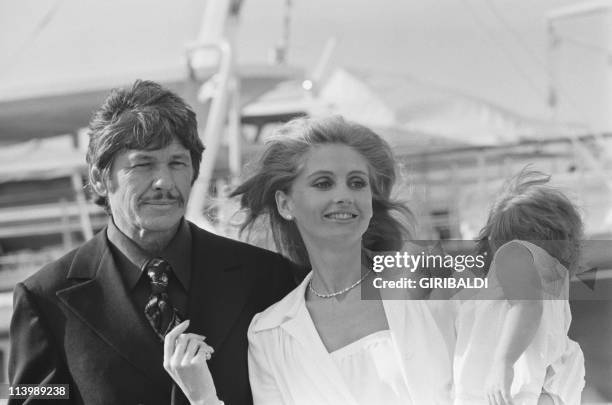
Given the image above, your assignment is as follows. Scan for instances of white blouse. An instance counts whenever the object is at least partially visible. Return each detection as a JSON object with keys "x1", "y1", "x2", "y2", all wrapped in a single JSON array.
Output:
[
  {"x1": 330, "y1": 330, "x2": 413, "y2": 405},
  {"x1": 248, "y1": 272, "x2": 456, "y2": 405}
]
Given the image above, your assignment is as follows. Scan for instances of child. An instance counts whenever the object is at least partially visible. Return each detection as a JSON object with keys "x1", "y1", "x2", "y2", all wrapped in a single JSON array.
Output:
[{"x1": 454, "y1": 169, "x2": 585, "y2": 405}]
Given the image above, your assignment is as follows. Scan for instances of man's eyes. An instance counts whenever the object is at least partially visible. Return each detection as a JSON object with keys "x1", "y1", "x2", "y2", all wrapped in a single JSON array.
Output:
[{"x1": 131, "y1": 161, "x2": 188, "y2": 169}]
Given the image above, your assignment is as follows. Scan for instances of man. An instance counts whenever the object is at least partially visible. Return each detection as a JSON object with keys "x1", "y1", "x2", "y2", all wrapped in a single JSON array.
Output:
[{"x1": 9, "y1": 80, "x2": 297, "y2": 405}]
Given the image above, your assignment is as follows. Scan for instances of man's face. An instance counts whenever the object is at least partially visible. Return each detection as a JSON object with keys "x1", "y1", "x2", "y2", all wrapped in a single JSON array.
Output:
[{"x1": 103, "y1": 139, "x2": 193, "y2": 237}]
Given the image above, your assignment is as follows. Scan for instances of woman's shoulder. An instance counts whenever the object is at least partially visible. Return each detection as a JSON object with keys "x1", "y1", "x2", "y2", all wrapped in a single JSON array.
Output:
[{"x1": 249, "y1": 272, "x2": 311, "y2": 336}]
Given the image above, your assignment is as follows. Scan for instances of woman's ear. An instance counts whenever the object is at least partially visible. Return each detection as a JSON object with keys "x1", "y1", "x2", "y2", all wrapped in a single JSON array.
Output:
[
  {"x1": 275, "y1": 190, "x2": 294, "y2": 221},
  {"x1": 89, "y1": 166, "x2": 107, "y2": 196}
]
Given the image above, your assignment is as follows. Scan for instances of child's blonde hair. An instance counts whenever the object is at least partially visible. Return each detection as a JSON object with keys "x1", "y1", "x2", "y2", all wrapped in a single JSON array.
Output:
[{"x1": 478, "y1": 168, "x2": 583, "y2": 271}]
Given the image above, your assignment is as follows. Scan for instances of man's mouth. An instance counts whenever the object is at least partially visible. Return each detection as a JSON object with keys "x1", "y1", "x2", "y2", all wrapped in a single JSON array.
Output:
[{"x1": 142, "y1": 199, "x2": 180, "y2": 206}]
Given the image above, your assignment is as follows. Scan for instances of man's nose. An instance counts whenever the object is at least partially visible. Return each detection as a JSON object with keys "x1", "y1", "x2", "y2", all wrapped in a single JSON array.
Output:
[{"x1": 152, "y1": 166, "x2": 174, "y2": 190}]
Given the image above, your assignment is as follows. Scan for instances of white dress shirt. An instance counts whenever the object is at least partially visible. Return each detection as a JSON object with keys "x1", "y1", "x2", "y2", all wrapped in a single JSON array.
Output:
[{"x1": 248, "y1": 272, "x2": 456, "y2": 405}]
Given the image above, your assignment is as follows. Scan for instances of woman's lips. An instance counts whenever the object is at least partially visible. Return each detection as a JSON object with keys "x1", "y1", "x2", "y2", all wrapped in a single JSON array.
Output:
[{"x1": 324, "y1": 212, "x2": 358, "y2": 220}]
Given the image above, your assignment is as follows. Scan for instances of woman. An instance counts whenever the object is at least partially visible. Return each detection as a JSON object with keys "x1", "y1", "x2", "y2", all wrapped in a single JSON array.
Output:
[
  {"x1": 237, "y1": 116, "x2": 458, "y2": 405},
  {"x1": 165, "y1": 116, "x2": 588, "y2": 405},
  {"x1": 165, "y1": 116, "x2": 456, "y2": 405}
]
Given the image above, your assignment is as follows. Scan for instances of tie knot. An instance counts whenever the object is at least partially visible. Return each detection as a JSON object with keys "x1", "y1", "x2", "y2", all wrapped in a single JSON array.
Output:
[{"x1": 143, "y1": 258, "x2": 172, "y2": 288}]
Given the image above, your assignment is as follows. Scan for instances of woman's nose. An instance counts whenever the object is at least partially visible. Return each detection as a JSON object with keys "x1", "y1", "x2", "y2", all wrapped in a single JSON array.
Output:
[{"x1": 333, "y1": 185, "x2": 354, "y2": 204}]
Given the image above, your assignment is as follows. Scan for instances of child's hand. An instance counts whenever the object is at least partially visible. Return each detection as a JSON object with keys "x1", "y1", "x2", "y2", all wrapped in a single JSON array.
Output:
[{"x1": 485, "y1": 361, "x2": 514, "y2": 405}]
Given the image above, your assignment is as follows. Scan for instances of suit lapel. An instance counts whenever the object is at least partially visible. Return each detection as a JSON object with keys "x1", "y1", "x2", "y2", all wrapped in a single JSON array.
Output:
[
  {"x1": 171, "y1": 226, "x2": 251, "y2": 405},
  {"x1": 56, "y1": 230, "x2": 169, "y2": 387},
  {"x1": 186, "y1": 225, "x2": 251, "y2": 351}
]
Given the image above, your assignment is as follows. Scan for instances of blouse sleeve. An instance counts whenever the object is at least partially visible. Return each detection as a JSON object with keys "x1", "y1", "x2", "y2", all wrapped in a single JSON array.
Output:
[{"x1": 247, "y1": 319, "x2": 285, "y2": 405}]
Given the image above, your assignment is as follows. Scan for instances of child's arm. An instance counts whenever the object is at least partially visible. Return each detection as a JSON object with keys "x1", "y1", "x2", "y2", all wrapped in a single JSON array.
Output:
[{"x1": 485, "y1": 241, "x2": 544, "y2": 405}]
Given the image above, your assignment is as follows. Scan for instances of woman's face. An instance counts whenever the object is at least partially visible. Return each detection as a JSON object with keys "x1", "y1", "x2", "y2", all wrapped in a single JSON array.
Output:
[{"x1": 276, "y1": 143, "x2": 373, "y2": 248}]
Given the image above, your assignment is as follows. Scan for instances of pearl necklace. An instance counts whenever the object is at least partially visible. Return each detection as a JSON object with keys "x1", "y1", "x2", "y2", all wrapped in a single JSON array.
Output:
[{"x1": 308, "y1": 269, "x2": 372, "y2": 298}]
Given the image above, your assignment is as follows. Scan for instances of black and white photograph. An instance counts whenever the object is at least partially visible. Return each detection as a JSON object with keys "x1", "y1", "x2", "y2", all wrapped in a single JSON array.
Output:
[{"x1": 0, "y1": 0, "x2": 611, "y2": 404}]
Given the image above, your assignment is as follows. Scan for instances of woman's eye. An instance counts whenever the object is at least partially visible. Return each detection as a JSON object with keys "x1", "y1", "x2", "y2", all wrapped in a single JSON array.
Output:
[
  {"x1": 349, "y1": 178, "x2": 368, "y2": 189},
  {"x1": 313, "y1": 180, "x2": 332, "y2": 189},
  {"x1": 170, "y1": 161, "x2": 187, "y2": 167},
  {"x1": 132, "y1": 163, "x2": 151, "y2": 168}
]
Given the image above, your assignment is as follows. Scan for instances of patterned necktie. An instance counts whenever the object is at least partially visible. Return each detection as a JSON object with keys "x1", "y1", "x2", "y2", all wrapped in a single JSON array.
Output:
[{"x1": 143, "y1": 258, "x2": 182, "y2": 341}]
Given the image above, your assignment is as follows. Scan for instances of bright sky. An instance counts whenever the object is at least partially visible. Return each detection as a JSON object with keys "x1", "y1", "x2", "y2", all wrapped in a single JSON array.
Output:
[{"x1": 1, "y1": 0, "x2": 610, "y2": 129}]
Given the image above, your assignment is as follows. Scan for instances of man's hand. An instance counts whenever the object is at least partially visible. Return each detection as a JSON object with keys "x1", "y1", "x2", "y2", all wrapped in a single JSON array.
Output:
[
  {"x1": 485, "y1": 361, "x2": 515, "y2": 405},
  {"x1": 163, "y1": 320, "x2": 222, "y2": 405}
]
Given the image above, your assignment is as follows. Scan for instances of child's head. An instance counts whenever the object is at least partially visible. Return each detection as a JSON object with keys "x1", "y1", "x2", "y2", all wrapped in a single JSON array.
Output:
[{"x1": 478, "y1": 168, "x2": 583, "y2": 271}]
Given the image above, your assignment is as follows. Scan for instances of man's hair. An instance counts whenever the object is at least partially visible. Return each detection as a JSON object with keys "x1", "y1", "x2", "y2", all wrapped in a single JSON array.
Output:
[{"x1": 86, "y1": 80, "x2": 204, "y2": 208}]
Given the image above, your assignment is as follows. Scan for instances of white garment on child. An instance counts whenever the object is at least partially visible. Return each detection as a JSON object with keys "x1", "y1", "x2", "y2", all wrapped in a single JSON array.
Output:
[
  {"x1": 453, "y1": 240, "x2": 585, "y2": 405},
  {"x1": 330, "y1": 330, "x2": 412, "y2": 405}
]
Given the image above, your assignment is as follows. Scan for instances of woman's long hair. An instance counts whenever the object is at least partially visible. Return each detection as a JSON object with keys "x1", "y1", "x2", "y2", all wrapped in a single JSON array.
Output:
[{"x1": 230, "y1": 116, "x2": 413, "y2": 268}]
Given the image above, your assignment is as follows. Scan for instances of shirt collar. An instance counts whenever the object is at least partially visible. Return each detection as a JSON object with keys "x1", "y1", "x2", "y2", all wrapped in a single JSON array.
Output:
[
  {"x1": 106, "y1": 218, "x2": 192, "y2": 290},
  {"x1": 250, "y1": 271, "x2": 312, "y2": 333}
]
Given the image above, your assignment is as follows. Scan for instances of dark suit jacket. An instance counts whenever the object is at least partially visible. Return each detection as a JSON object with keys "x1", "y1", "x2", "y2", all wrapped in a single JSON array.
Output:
[{"x1": 9, "y1": 222, "x2": 298, "y2": 405}]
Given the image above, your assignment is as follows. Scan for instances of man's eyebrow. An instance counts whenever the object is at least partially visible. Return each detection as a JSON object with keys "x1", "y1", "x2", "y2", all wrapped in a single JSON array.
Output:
[
  {"x1": 129, "y1": 153, "x2": 154, "y2": 161},
  {"x1": 170, "y1": 152, "x2": 191, "y2": 160},
  {"x1": 128, "y1": 151, "x2": 190, "y2": 160}
]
